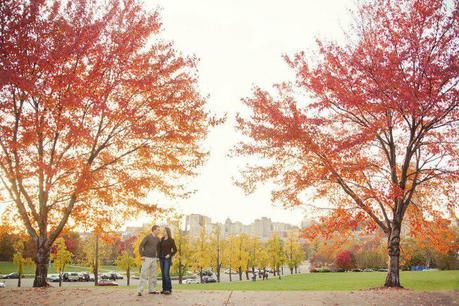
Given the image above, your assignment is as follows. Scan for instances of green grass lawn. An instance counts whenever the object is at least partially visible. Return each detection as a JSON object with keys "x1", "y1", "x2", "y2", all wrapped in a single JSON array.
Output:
[
  {"x1": 0, "y1": 261, "x2": 121, "y2": 276},
  {"x1": 176, "y1": 271, "x2": 459, "y2": 291}
]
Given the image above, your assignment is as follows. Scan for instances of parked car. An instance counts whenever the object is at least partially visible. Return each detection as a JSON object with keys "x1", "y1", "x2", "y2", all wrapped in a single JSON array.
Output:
[
  {"x1": 97, "y1": 280, "x2": 118, "y2": 286},
  {"x1": 202, "y1": 270, "x2": 213, "y2": 277},
  {"x1": 202, "y1": 275, "x2": 217, "y2": 283},
  {"x1": 111, "y1": 272, "x2": 123, "y2": 280},
  {"x1": 78, "y1": 272, "x2": 91, "y2": 282},
  {"x1": 101, "y1": 272, "x2": 123, "y2": 280},
  {"x1": 352, "y1": 269, "x2": 362, "y2": 272},
  {"x1": 63, "y1": 272, "x2": 80, "y2": 282},
  {"x1": 363, "y1": 268, "x2": 375, "y2": 272},
  {"x1": 224, "y1": 269, "x2": 237, "y2": 274},
  {"x1": 47, "y1": 274, "x2": 61, "y2": 282},
  {"x1": 184, "y1": 278, "x2": 199, "y2": 284},
  {"x1": 0, "y1": 282, "x2": 5, "y2": 288},
  {"x1": 1, "y1": 272, "x2": 19, "y2": 279},
  {"x1": 377, "y1": 268, "x2": 388, "y2": 272},
  {"x1": 100, "y1": 273, "x2": 110, "y2": 280}
]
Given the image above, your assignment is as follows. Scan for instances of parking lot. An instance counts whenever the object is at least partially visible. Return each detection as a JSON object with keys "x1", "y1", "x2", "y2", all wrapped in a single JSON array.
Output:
[{"x1": 6, "y1": 264, "x2": 309, "y2": 288}]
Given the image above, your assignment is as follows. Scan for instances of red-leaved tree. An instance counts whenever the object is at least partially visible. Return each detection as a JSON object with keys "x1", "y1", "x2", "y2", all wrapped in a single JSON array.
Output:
[
  {"x1": 335, "y1": 250, "x2": 355, "y2": 271},
  {"x1": 235, "y1": 0, "x2": 458, "y2": 287},
  {"x1": 0, "y1": 0, "x2": 213, "y2": 286}
]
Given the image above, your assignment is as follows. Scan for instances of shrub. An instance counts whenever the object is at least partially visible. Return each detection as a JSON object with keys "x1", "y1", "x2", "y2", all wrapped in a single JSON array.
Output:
[{"x1": 335, "y1": 250, "x2": 355, "y2": 271}]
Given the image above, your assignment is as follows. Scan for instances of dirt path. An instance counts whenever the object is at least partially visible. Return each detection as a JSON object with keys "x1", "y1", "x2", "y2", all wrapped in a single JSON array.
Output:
[{"x1": 0, "y1": 288, "x2": 457, "y2": 306}]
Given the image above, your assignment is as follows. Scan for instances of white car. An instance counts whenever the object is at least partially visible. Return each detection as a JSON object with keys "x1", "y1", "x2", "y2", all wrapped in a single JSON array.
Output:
[
  {"x1": 184, "y1": 278, "x2": 199, "y2": 284},
  {"x1": 67, "y1": 272, "x2": 80, "y2": 282},
  {"x1": 0, "y1": 282, "x2": 5, "y2": 288},
  {"x1": 47, "y1": 274, "x2": 61, "y2": 282}
]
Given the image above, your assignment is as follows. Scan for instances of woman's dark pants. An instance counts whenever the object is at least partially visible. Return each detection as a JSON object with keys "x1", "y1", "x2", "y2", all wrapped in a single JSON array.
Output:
[{"x1": 160, "y1": 258, "x2": 172, "y2": 292}]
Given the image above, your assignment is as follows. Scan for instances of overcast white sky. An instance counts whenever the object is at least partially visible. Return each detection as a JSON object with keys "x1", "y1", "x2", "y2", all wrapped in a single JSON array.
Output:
[{"x1": 124, "y1": 0, "x2": 356, "y2": 227}]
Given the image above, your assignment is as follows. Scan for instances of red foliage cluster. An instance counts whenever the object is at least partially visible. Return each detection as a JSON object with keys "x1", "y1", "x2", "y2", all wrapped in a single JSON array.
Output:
[{"x1": 335, "y1": 250, "x2": 356, "y2": 271}]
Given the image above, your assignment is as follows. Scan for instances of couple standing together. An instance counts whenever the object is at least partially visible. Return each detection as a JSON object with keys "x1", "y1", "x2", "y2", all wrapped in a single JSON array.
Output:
[{"x1": 137, "y1": 225, "x2": 177, "y2": 296}]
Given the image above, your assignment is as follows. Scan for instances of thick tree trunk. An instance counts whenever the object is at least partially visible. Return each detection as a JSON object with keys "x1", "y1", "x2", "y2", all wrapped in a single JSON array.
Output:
[
  {"x1": 238, "y1": 267, "x2": 242, "y2": 281},
  {"x1": 17, "y1": 272, "x2": 21, "y2": 287},
  {"x1": 290, "y1": 267, "x2": 293, "y2": 274},
  {"x1": 199, "y1": 268, "x2": 203, "y2": 283},
  {"x1": 127, "y1": 267, "x2": 130, "y2": 286},
  {"x1": 33, "y1": 241, "x2": 50, "y2": 287},
  {"x1": 245, "y1": 270, "x2": 249, "y2": 280},
  {"x1": 384, "y1": 224, "x2": 402, "y2": 288}
]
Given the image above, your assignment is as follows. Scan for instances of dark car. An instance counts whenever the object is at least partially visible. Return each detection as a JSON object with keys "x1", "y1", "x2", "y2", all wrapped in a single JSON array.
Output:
[
  {"x1": 101, "y1": 272, "x2": 122, "y2": 281},
  {"x1": 1, "y1": 272, "x2": 19, "y2": 279},
  {"x1": 202, "y1": 275, "x2": 217, "y2": 283},
  {"x1": 79, "y1": 272, "x2": 91, "y2": 282},
  {"x1": 202, "y1": 270, "x2": 213, "y2": 277}
]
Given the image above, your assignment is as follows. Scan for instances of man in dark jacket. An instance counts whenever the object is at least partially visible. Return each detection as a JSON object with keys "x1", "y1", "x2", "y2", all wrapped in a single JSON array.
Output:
[{"x1": 137, "y1": 225, "x2": 161, "y2": 296}]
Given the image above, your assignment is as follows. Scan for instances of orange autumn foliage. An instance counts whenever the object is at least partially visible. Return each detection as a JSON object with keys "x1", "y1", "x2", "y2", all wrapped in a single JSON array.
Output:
[
  {"x1": 235, "y1": 0, "x2": 458, "y2": 287},
  {"x1": 0, "y1": 0, "x2": 214, "y2": 286}
]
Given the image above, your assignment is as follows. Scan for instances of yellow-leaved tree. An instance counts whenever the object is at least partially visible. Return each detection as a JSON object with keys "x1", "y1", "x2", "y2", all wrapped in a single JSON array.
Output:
[
  {"x1": 50, "y1": 238, "x2": 72, "y2": 287},
  {"x1": 284, "y1": 231, "x2": 304, "y2": 274},
  {"x1": 170, "y1": 217, "x2": 191, "y2": 284},
  {"x1": 13, "y1": 240, "x2": 34, "y2": 287},
  {"x1": 209, "y1": 227, "x2": 224, "y2": 282},
  {"x1": 267, "y1": 234, "x2": 285, "y2": 279},
  {"x1": 234, "y1": 233, "x2": 249, "y2": 281},
  {"x1": 190, "y1": 228, "x2": 210, "y2": 283},
  {"x1": 115, "y1": 251, "x2": 136, "y2": 286}
]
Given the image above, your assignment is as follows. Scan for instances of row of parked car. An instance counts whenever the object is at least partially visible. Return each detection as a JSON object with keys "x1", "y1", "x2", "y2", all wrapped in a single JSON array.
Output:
[
  {"x1": 0, "y1": 272, "x2": 21, "y2": 279},
  {"x1": 47, "y1": 271, "x2": 123, "y2": 282}
]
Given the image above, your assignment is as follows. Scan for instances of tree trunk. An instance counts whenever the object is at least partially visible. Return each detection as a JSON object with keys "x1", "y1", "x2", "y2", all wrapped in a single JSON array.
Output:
[
  {"x1": 33, "y1": 242, "x2": 50, "y2": 287},
  {"x1": 216, "y1": 263, "x2": 221, "y2": 283},
  {"x1": 94, "y1": 235, "x2": 99, "y2": 286},
  {"x1": 17, "y1": 272, "x2": 21, "y2": 287},
  {"x1": 178, "y1": 262, "x2": 183, "y2": 284},
  {"x1": 290, "y1": 267, "x2": 293, "y2": 274},
  {"x1": 127, "y1": 267, "x2": 130, "y2": 286},
  {"x1": 295, "y1": 266, "x2": 298, "y2": 274},
  {"x1": 199, "y1": 268, "x2": 203, "y2": 283},
  {"x1": 384, "y1": 224, "x2": 402, "y2": 288},
  {"x1": 238, "y1": 267, "x2": 242, "y2": 281},
  {"x1": 229, "y1": 267, "x2": 232, "y2": 282},
  {"x1": 245, "y1": 270, "x2": 249, "y2": 280}
]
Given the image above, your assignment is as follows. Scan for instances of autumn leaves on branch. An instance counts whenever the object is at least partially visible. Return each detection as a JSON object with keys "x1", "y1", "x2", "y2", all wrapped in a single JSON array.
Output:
[
  {"x1": 0, "y1": 0, "x2": 215, "y2": 286},
  {"x1": 234, "y1": 0, "x2": 458, "y2": 287}
]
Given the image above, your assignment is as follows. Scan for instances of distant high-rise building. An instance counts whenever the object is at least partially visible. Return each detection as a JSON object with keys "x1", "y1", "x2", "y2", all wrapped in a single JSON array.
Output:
[
  {"x1": 186, "y1": 214, "x2": 211, "y2": 236},
  {"x1": 183, "y1": 213, "x2": 298, "y2": 240}
]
